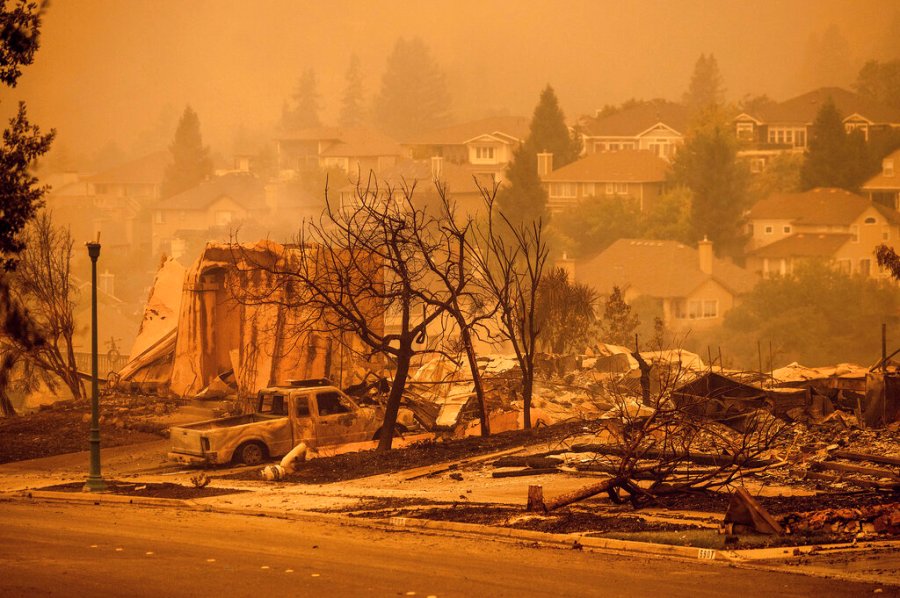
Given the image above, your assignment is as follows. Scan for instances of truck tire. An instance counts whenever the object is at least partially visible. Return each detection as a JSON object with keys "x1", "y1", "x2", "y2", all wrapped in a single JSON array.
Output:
[
  {"x1": 373, "y1": 424, "x2": 407, "y2": 441},
  {"x1": 235, "y1": 441, "x2": 267, "y2": 466}
]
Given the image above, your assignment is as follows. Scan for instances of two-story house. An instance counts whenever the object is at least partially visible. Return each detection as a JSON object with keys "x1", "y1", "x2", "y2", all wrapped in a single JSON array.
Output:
[
  {"x1": 538, "y1": 149, "x2": 669, "y2": 213},
  {"x1": 151, "y1": 173, "x2": 267, "y2": 257},
  {"x1": 45, "y1": 151, "x2": 168, "y2": 253},
  {"x1": 576, "y1": 238, "x2": 758, "y2": 332},
  {"x1": 275, "y1": 127, "x2": 403, "y2": 176},
  {"x1": 401, "y1": 116, "x2": 529, "y2": 178},
  {"x1": 579, "y1": 101, "x2": 688, "y2": 161},
  {"x1": 734, "y1": 87, "x2": 900, "y2": 172},
  {"x1": 862, "y1": 148, "x2": 900, "y2": 210},
  {"x1": 745, "y1": 187, "x2": 900, "y2": 278}
]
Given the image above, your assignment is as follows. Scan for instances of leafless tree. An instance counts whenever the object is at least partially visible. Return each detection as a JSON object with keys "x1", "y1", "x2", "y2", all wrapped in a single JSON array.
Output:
[
  {"x1": 234, "y1": 174, "x2": 468, "y2": 450},
  {"x1": 536, "y1": 361, "x2": 786, "y2": 511},
  {"x1": 469, "y1": 182, "x2": 548, "y2": 429},
  {"x1": 2, "y1": 212, "x2": 83, "y2": 402},
  {"x1": 415, "y1": 182, "x2": 499, "y2": 436}
]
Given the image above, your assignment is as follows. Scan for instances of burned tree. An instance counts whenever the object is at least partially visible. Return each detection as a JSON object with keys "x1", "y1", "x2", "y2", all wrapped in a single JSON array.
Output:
[
  {"x1": 415, "y1": 182, "x2": 498, "y2": 436},
  {"x1": 2, "y1": 212, "x2": 83, "y2": 401},
  {"x1": 470, "y1": 183, "x2": 548, "y2": 430},
  {"x1": 534, "y1": 266, "x2": 597, "y2": 354},
  {"x1": 235, "y1": 175, "x2": 457, "y2": 450}
]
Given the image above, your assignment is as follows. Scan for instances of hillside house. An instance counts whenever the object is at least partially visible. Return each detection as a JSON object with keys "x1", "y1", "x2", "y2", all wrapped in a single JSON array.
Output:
[
  {"x1": 275, "y1": 127, "x2": 402, "y2": 176},
  {"x1": 402, "y1": 116, "x2": 529, "y2": 171},
  {"x1": 745, "y1": 187, "x2": 900, "y2": 278},
  {"x1": 538, "y1": 149, "x2": 669, "y2": 213},
  {"x1": 862, "y1": 148, "x2": 900, "y2": 210},
  {"x1": 734, "y1": 87, "x2": 900, "y2": 172},
  {"x1": 579, "y1": 101, "x2": 688, "y2": 161},
  {"x1": 576, "y1": 238, "x2": 758, "y2": 331}
]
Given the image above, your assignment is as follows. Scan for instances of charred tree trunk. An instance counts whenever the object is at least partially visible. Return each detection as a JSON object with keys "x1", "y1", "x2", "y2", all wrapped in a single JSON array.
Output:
[
  {"x1": 456, "y1": 311, "x2": 489, "y2": 436},
  {"x1": 522, "y1": 367, "x2": 533, "y2": 430},
  {"x1": 378, "y1": 340, "x2": 412, "y2": 451}
]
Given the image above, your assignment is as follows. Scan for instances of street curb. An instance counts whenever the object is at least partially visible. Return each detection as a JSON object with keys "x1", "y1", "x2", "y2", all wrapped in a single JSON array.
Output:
[{"x1": 9, "y1": 490, "x2": 900, "y2": 567}]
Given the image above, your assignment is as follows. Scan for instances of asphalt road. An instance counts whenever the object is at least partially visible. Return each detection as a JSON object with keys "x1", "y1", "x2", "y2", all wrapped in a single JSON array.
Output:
[{"x1": 0, "y1": 501, "x2": 891, "y2": 597}]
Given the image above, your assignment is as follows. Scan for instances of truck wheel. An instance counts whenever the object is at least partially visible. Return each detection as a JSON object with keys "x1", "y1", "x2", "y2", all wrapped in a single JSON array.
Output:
[
  {"x1": 373, "y1": 424, "x2": 407, "y2": 441},
  {"x1": 235, "y1": 441, "x2": 267, "y2": 466}
]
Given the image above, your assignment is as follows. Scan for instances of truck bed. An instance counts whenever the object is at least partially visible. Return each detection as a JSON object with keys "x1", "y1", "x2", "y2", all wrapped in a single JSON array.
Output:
[{"x1": 173, "y1": 413, "x2": 285, "y2": 431}]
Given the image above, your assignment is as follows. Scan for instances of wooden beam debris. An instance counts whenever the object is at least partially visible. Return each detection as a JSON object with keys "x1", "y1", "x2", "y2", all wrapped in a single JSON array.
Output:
[{"x1": 525, "y1": 477, "x2": 618, "y2": 513}]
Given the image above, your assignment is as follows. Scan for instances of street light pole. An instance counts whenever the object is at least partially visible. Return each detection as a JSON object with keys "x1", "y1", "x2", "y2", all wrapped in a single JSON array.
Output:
[{"x1": 84, "y1": 239, "x2": 106, "y2": 492}]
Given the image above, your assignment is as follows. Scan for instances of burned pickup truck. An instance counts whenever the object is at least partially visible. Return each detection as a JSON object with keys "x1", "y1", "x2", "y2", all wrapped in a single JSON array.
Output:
[{"x1": 168, "y1": 379, "x2": 398, "y2": 466}]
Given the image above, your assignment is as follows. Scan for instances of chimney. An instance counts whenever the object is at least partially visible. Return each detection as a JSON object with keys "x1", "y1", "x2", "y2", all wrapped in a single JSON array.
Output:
[
  {"x1": 698, "y1": 236, "x2": 713, "y2": 275},
  {"x1": 556, "y1": 252, "x2": 575, "y2": 281},
  {"x1": 430, "y1": 156, "x2": 443, "y2": 180},
  {"x1": 537, "y1": 152, "x2": 553, "y2": 178}
]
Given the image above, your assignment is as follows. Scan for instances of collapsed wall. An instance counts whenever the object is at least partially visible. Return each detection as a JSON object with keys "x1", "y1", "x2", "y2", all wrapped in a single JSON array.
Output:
[{"x1": 120, "y1": 241, "x2": 381, "y2": 397}]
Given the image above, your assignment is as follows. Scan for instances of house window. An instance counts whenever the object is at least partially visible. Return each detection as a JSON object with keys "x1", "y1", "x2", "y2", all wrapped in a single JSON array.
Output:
[
  {"x1": 702, "y1": 300, "x2": 718, "y2": 318},
  {"x1": 550, "y1": 183, "x2": 576, "y2": 198},
  {"x1": 783, "y1": 225, "x2": 792, "y2": 234},
  {"x1": 215, "y1": 211, "x2": 234, "y2": 226},
  {"x1": 154, "y1": 211, "x2": 165, "y2": 224},
  {"x1": 767, "y1": 127, "x2": 805, "y2": 147},
  {"x1": 884, "y1": 159, "x2": 895, "y2": 177},
  {"x1": 582, "y1": 183, "x2": 595, "y2": 197},
  {"x1": 687, "y1": 300, "x2": 702, "y2": 319},
  {"x1": 475, "y1": 146, "x2": 495, "y2": 160},
  {"x1": 606, "y1": 183, "x2": 615, "y2": 195},
  {"x1": 764, "y1": 225, "x2": 773, "y2": 234},
  {"x1": 837, "y1": 259, "x2": 852, "y2": 274},
  {"x1": 750, "y1": 158, "x2": 765, "y2": 173},
  {"x1": 864, "y1": 216, "x2": 877, "y2": 224},
  {"x1": 615, "y1": 182, "x2": 628, "y2": 195},
  {"x1": 859, "y1": 258, "x2": 872, "y2": 276},
  {"x1": 736, "y1": 122, "x2": 754, "y2": 141},
  {"x1": 95, "y1": 184, "x2": 108, "y2": 194}
]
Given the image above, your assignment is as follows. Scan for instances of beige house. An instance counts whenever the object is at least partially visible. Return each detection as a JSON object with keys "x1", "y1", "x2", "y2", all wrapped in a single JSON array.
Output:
[
  {"x1": 576, "y1": 238, "x2": 758, "y2": 332},
  {"x1": 151, "y1": 174, "x2": 267, "y2": 257},
  {"x1": 745, "y1": 187, "x2": 900, "y2": 278},
  {"x1": 734, "y1": 87, "x2": 900, "y2": 172},
  {"x1": 275, "y1": 127, "x2": 402, "y2": 175},
  {"x1": 862, "y1": 148, "x2": 900, "y2": 210},
  {"x1": 579, "y1": 100, "x2": 688, "y2": 161},
  {"x1": 538, "y1": 149, "x2": 669, "y2": 213},
  {"x1": 402, "y1": 116, "x2": 529, "y2": 168}
]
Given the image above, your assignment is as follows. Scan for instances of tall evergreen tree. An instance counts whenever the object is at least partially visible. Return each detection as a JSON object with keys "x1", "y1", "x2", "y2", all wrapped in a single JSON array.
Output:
[
  {"x1": 671, "y1": 117, "x2": 749, "y2": 258},
  {"x1": 526, "y1": 85, "x2": 581, "y2": 168},
  {"x1": 373, "y1": 37, "x2": 451, "y2": 138},
  {"x1": 339, "y1": 54, "x2": 366, "y2": 128},
  {"x1": 496, "y1": 144, "x2": 548, "y2": 224},
  {"x1": 683, "y1": 53, "x2": 725, "y2": 113},
  {"x1": 601, "y1": 286, "x2": 639, "y2": 347},
  {"x1": 283, "y1": 68, "x2": 322, "y2": 130},
  {"x1": 800, "y1": 97, "x2": 869, "y2": 192},
  {"x1": 161, "y1": 105, "x2": 213, "y2": 199},
  {"x1": 855, "y1": 59, "x2": 900, "y2": 110}
]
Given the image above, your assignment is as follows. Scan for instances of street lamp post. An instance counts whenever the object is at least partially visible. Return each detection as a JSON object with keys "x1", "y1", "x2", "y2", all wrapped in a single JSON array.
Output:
[{"x1": 84, "y1": 240, "x2": 106, "y2": 492}]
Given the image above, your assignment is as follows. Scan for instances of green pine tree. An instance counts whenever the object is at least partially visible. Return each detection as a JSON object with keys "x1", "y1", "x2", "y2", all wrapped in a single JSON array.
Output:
[
  {"x1": 339, "y1": 54, "x2": 366, "y2": 128},
  {"x1": 526, "y1": 84, "x2": 581, "y2": 168},
  {"x1": 800, "y1": 97, "x2": 869, "y2": 192},
  {"x1": 161, "y1": 106, "x2": 213, "y2": 199},
  {"x1": 496, "y1": 144, "x2": 548, "y2": 224}
]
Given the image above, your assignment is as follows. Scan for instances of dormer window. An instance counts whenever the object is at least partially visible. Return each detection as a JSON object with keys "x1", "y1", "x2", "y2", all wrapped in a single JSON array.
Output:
[
  {"x1": 864, "y1": 217, "x2": 877, "y2": 225},
  {"x1": 475, "y1": 146, "x2": 495, "y2": 160},
  {"x1": 885, "y1": 159, "x2": 895, "y2": 177}
]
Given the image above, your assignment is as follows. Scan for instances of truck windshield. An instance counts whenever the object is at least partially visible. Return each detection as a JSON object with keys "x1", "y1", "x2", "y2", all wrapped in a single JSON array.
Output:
[{"x1": 316, "y1": 391, "x2": 353, "y2": 416}]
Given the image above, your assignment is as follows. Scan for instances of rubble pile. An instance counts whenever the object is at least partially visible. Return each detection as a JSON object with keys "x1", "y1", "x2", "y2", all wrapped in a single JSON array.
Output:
[{"x1": 780, "y1": 503, "x2": 900, "y2": 536}]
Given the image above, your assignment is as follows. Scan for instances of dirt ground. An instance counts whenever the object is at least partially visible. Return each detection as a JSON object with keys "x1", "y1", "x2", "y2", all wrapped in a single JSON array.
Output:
[
  {"x1": 0, "y1": 394, "x2": 180, "y2": 465},
  {"x1": 40, "y1": 480, "x2": 246, "y2": 499}
]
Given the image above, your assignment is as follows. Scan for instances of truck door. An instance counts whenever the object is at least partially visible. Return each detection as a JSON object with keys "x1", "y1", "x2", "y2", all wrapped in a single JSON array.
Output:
[
  {"x1": 290, "y1": 393, "x2": 317, "y2": 447},
  {"x1": 313, "y1": 390, "x2": 362, "y2": 445}
]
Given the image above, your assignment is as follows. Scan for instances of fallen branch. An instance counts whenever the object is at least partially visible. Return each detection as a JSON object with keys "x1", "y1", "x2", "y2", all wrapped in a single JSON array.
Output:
[
  {"x1": 526, "y1": 477, "x2": 620, "y2": 512},
  {"x1": 492, "y1": 468, "x2": 561, "y2": 478},
  {"x1": 830, "y1": 450, "x2": 900, "y2": 468},
  {"x1": 568, "y1": 443, "x2": 774, "y2": 469},
  {"x1": 811, "y1": 461, "x2": 900, "y2": 481}
]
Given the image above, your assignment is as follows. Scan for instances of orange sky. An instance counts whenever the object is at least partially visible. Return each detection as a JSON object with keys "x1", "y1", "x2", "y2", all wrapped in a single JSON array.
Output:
[{"x1": 2, "y1": 0, "x2": 898, "y2": 161}]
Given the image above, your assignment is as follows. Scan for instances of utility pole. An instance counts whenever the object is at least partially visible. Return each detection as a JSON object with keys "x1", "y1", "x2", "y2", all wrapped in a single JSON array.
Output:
[{"x1": 84, "y1": 238, "x2": 106, "y2": 492}]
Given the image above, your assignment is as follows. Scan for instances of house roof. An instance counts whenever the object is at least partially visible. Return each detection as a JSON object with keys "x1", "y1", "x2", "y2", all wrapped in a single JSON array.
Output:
[
  {"x1": 85, "y1": 151, "x2": 168, "y2": 185},
  {"x1": 581, "y1": 101, "x2": 689, "y2": 137},
  {"x1": 747, "y1": 187, "x2": 900, "y2": 226},
  {"x1": 404, "y1": 116, "x2": 530, "y2": 146},
  {"x1": 155, "y1": 173, "x2": 266, "y2": 211},
  {"x1": 541, "y1": 150, "x2": 669, "y2": 183},
  {"x1": 748, "y1": 233, "x2": 853, "y2": 259},
  {"x1": 862, "y1": 148, "x2": 900, "y2": 191},
  {"x1": 743, "y1": 87, "x2": 900, "y2": 125},
  {"x1": 576, "y1": 238, "x2": 758, "y2": 298},
  {"x1": 317, "y1": 129, "x2": 403, "y2": 158},
  {"x1": 340, "y1": 158, "x2": 497, "y2": 197}
]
